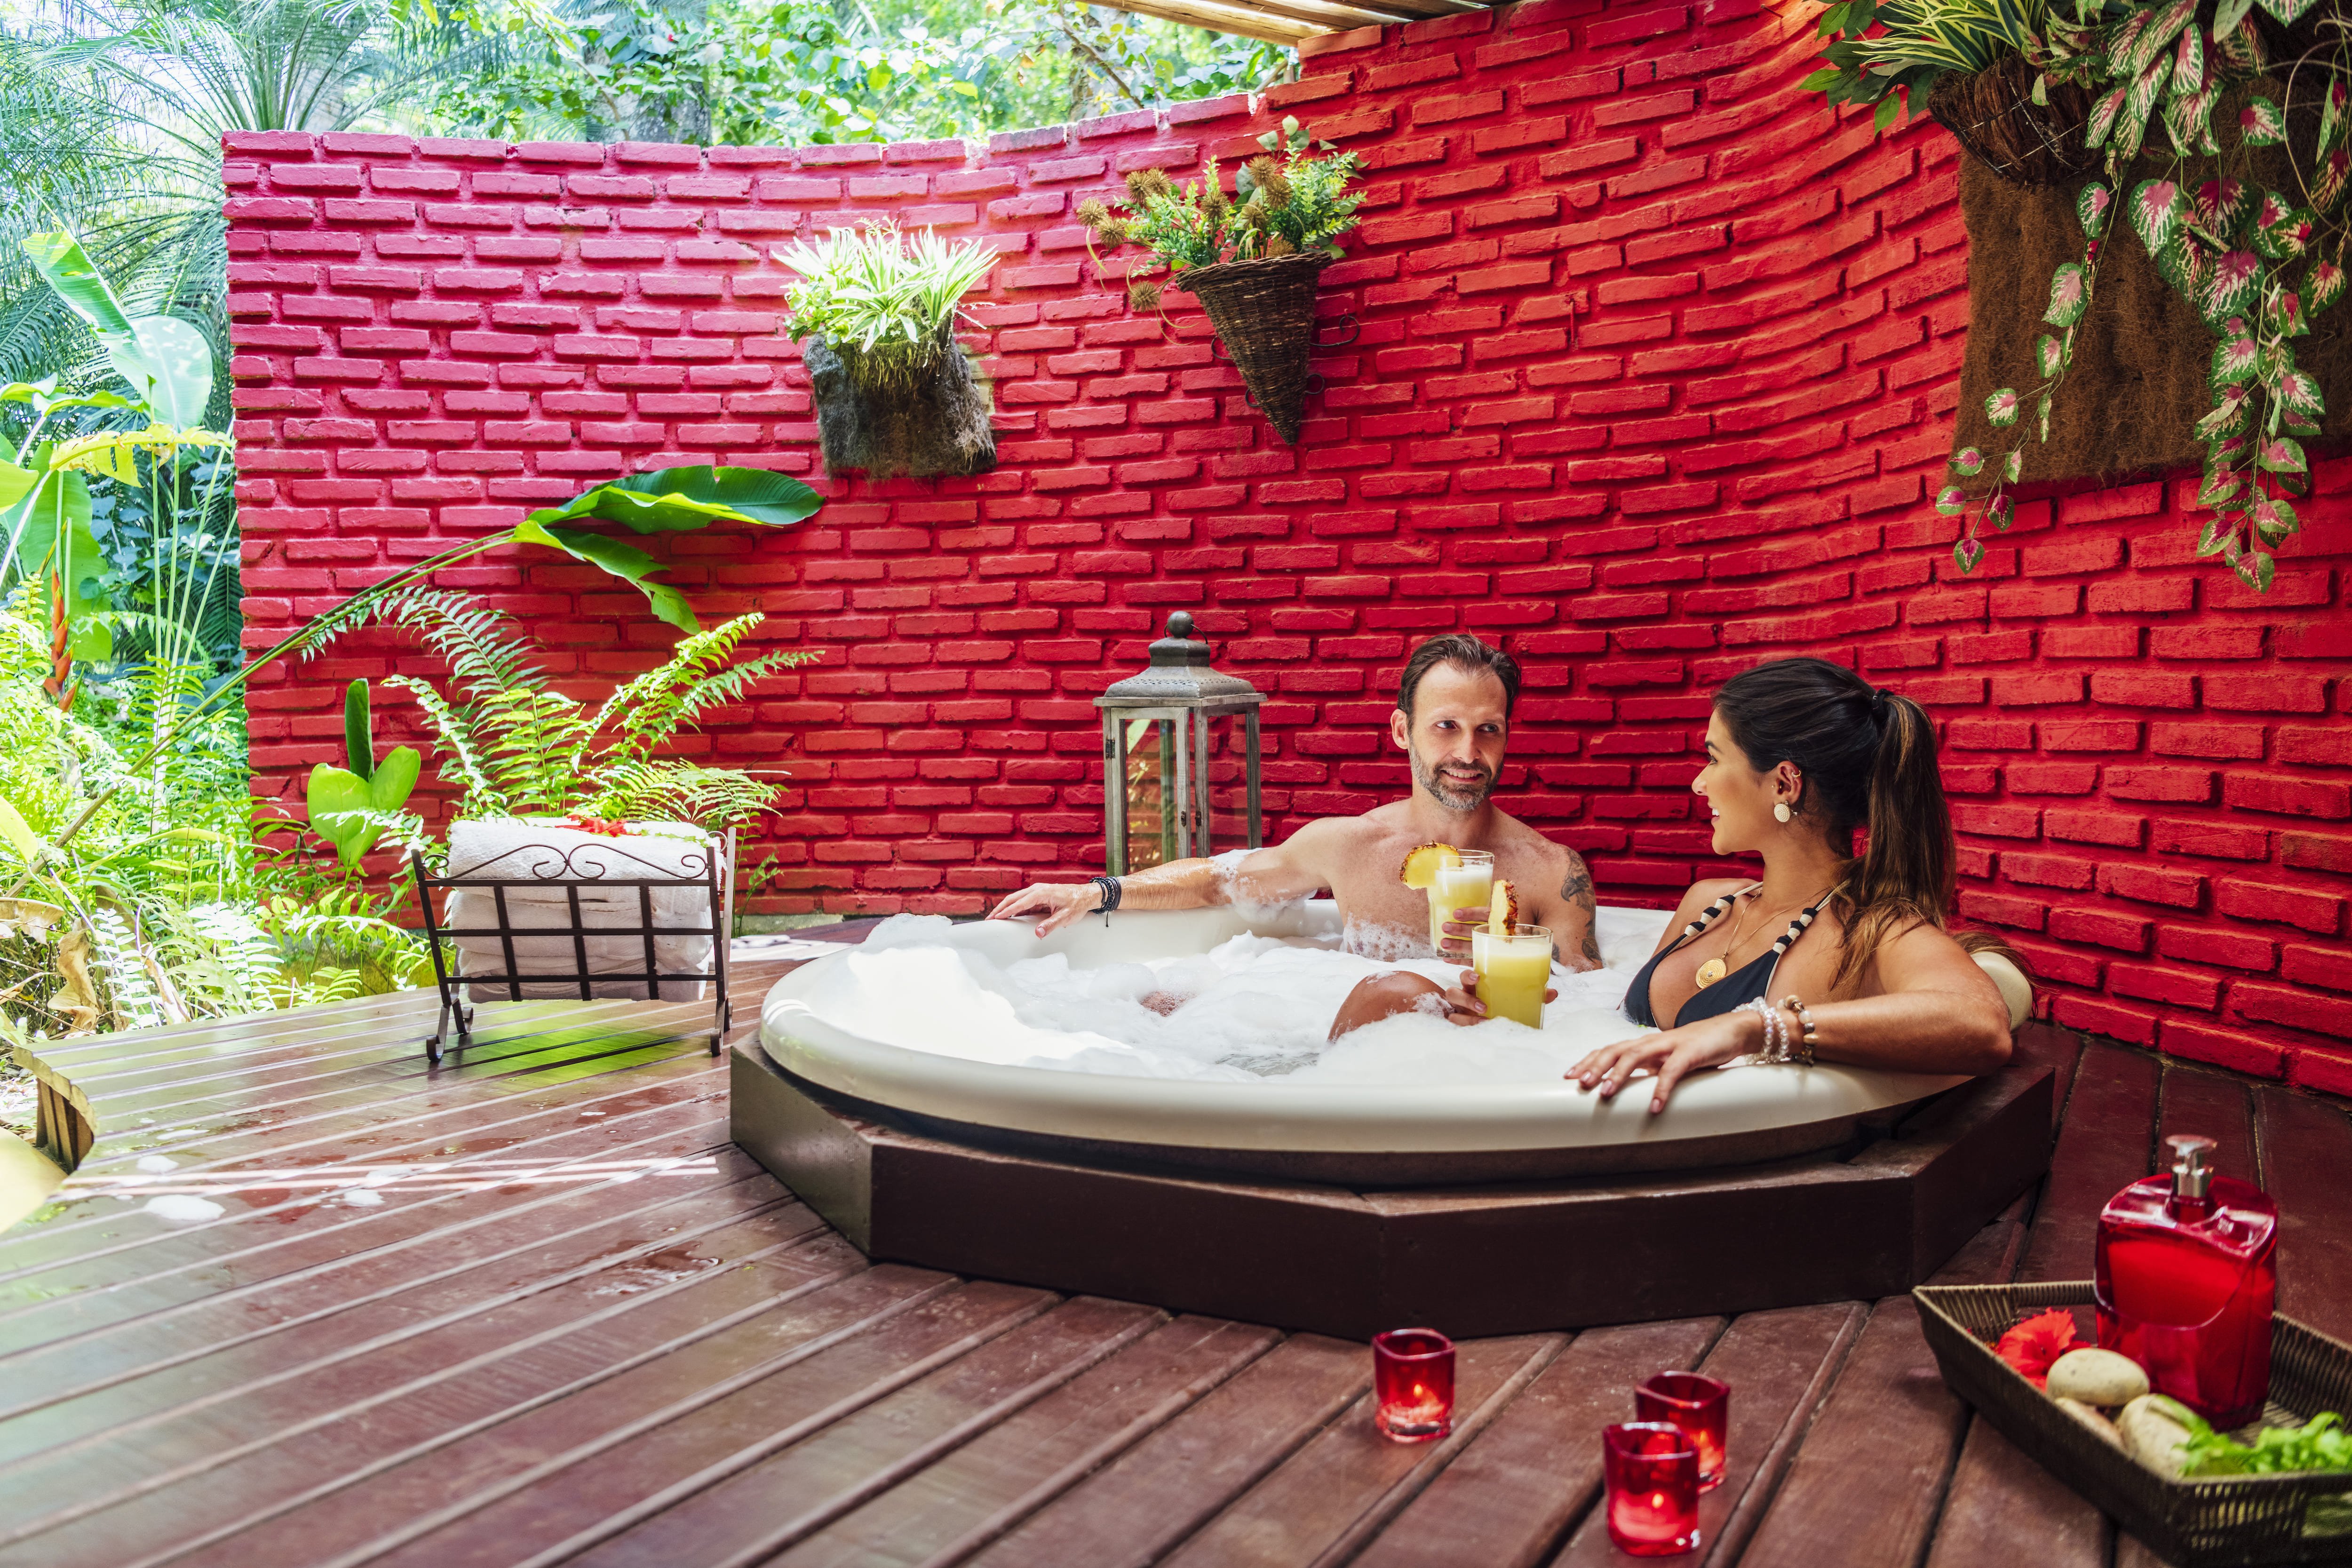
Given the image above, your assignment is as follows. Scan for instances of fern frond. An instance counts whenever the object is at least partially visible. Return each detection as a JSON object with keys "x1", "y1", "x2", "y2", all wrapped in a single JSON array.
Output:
[
  {"x1": 384, "y1": 673, "x2": 509, "y2": 816},
  {"x1": 382, "y1": 591, "x2": 547, "y2": 706},
  {"x1": 577, "y1": 757, "x2": 785, "y2": 831},
  {"x1": 590, "y1": 613, "x2": 815, "y2": 768},
  {"x1": 85, "y1": 905, "x2": 163, "y2": 1030},
  {"x1": 466, "y1": 686, "x2": 594, "y2": 814}
]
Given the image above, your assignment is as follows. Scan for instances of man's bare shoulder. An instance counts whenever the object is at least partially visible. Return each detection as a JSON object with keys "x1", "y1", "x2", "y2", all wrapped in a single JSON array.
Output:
[
  {"x1": 1487, "y1": 809, "x2": 1581, "y2": 870},
  {"x1": 1264, "y1": 814, "x2": 1387, "y2": 874},
  {"x1": 1280, "y1": 813, "x2": 1391, "y2": 850}
]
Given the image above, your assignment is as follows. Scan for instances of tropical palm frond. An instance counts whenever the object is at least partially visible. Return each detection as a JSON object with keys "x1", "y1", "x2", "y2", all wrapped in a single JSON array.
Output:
[{"x1": 1855, "y1": 0, "x2": 2047, "y2": 75}]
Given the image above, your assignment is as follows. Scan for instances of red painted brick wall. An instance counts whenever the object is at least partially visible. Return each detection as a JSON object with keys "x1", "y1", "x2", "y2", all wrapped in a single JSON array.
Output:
[{"x1": 226, "y1": 0, "x2": 2352, "y2": 1087}]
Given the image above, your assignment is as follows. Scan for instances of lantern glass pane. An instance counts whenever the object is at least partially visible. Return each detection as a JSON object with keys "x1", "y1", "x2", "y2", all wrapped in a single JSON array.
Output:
[
  {"x1": 1121, "y1": 718, "x2": 1177, "y2": 871},
  {"x1": 1199, "y1": 714, "x2": 1256, "y2": 855}
]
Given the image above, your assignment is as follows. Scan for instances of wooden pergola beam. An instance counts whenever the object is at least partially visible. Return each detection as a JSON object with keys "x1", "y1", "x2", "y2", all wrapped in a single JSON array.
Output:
[{"x1": 1084, "y1": 0, "x2": 1394, "y2": 43}]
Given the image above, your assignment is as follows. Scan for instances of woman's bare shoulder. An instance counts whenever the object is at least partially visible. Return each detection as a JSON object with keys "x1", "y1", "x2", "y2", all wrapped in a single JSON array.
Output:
[
  {"x1": 1651, "y1": 878, "x2": 1745, "y2": 932},
  {"x1": 1681, "y1": 877, "x2": 1749, "y2": 913}
]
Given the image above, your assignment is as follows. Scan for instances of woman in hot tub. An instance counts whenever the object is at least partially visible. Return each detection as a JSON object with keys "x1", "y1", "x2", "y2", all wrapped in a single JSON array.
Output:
[{"x1": 1350, "y1": 655, "x2": 2017, "y2": 1111}]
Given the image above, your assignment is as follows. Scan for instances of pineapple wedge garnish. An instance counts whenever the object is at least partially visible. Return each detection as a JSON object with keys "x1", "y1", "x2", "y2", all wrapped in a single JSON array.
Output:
[
  {"x1": 1487, "y1": 878, "x2": 1519, "y2": 935},
  {"x1": 1398, "y1": 842, "x2": 1461, "y2": 891}
]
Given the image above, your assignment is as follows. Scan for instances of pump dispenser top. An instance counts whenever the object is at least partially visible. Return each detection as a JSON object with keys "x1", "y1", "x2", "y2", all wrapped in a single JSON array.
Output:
[{"x1": 2169, "y1": 1134, "x2": 2215, "y2": 1202}]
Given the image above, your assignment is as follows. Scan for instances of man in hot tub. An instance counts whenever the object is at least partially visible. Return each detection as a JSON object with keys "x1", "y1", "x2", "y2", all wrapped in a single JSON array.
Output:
[{"x1": 986, "y1": 632, "x2": 1601, "y2": 1026}]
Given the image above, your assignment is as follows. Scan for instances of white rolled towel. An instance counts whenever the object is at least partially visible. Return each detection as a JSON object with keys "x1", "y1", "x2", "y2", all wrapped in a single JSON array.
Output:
[{"x1": 441, "y1": 819, "x2": 722, "y2": 1001}]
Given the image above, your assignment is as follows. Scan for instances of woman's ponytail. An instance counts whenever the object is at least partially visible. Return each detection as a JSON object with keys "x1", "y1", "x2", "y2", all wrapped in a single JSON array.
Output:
[
  {"x1": 1712, "y1": 660, "x2": 1959, "y2": 996},
  {"x1": 1836, "y1": 690, "x2": 1956, "y2": 994}
]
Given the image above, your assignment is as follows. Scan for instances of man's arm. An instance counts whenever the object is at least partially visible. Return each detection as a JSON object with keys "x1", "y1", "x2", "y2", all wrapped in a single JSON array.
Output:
[
  {"x1": 1554, "y1": 850, "x2": 1602, "y2": 971},
  {"x1": 985, "y1": 834, "x2": 1328, "y2": 938}
]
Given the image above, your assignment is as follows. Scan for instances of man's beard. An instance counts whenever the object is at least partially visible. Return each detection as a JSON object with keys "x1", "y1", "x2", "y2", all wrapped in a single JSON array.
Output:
[{"x1": 1410, "y1": 744, "x2": 1494, "y2": 813}]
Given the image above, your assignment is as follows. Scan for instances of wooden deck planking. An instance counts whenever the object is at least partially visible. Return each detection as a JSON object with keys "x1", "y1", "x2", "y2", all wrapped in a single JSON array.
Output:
[
  {"x1": 1346, "y1": 1319, "x2": 1717, "y2": 1568},
  {"x1": 960, "y1": 1333, "x2": 1374, "y2": 1568},
  {"x1": 2256, "y1": 1085, "x2": 2352, "y2": 1343},
  {"x1": 2016, "y1": 1041, "x2": 2159, "y2": 1284},
  {"x1": 1160, "y1": 1331, "x2": 1565, "y2": 1568},
  {"x1": 0, "y1": 1170, "x2": 818, "y2": 1475},
  {"x1": 2, "y1": 949, "x2": 2347, "y2": 1568},
  {"x1": 765, "y1": 1317, "x2": 1284, "y2": 1568}
]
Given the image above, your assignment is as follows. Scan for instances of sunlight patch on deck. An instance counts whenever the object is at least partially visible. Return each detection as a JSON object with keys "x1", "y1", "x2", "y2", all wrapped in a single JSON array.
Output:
[
  {"x1": 53, "y1": 1151, "x2": 726, "y2": 1211},
  {"x1": 0, "y1": 1130, "x2": 65, "y2": 1230}
]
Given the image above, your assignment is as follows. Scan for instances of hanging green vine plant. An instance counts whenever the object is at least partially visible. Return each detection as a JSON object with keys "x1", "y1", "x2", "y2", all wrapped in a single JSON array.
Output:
[{"x1": 1937, "y1": 0, "x2": 2343, "y2": 593}]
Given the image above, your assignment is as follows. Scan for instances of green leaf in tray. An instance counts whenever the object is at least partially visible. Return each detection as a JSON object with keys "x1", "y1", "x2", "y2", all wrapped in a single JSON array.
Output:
[{"x1": 2183, "y1": 1409, "x2": 2352, "y2": 1476}]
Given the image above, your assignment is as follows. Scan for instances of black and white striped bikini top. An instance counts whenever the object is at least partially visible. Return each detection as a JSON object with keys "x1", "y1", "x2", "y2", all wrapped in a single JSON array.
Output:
[{"x1": 1622, "y1": 884, "x2": 1837, "y2": 1028}]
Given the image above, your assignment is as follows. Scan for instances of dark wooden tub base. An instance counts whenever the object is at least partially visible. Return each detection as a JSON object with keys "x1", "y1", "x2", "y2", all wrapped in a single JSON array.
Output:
[{"x1": 731, "y1": 1043, "x2": 2055, "y2": 1340}]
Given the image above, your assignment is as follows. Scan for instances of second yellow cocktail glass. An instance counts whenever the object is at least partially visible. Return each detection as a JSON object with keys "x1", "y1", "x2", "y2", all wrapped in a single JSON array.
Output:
[{"x1": 1472, "y1": 924, "x2": 1553, "y2": 1028}]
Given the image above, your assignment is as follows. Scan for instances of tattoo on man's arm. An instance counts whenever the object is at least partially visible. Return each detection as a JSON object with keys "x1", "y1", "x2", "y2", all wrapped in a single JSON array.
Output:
[{"x1": 1562, "y1": 860, "x2": 1602, "y2": 962}]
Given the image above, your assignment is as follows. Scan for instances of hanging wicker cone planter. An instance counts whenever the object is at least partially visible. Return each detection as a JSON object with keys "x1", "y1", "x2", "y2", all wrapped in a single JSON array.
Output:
[
  {"x1": 1170, "y1": 251, "x2": 1337, "y2": 445},
  {"x1": 1927, "y1": 53, "x2": 2095, "y2": 189}
]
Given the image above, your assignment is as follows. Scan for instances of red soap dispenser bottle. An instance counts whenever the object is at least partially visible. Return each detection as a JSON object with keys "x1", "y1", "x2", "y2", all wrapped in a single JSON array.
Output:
[{"x1": 2095, "y1": 1134, "x2": 2278, "y2": 1430}]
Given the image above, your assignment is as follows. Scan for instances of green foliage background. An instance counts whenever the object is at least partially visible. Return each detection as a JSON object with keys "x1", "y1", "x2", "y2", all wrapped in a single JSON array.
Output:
[
  {"x1": 385, "y1": 0, "x2": 1290, "y2": 146},
  {"x1": 0, "y1": 0, "x2": 1289, "y2": 1114}
]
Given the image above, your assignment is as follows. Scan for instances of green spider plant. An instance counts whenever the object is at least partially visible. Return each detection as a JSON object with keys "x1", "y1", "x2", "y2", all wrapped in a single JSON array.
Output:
[
  {"x1": 1804, "y1": 0, "x2": 2051, "y2": 125},
  {"x1": 774, "y1": 222, "x2": 997, "y2": 395}
]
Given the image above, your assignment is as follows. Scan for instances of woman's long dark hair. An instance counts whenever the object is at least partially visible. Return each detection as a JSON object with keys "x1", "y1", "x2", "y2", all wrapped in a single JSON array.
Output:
[{"x1": 1713, "y1": 656, "x2": 1954, "y2": 995}]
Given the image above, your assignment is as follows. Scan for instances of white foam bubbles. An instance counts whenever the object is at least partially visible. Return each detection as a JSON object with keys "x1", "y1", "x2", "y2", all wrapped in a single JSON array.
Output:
[
  {"x1": 1210, "y1": 847, "x2": 1308, "y2": 923},
  {"x1": 800, "y1": 915, "x2": 1654, "y2": 1087}
]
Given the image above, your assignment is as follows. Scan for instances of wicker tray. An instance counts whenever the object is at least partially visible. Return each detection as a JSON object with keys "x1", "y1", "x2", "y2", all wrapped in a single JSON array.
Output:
[{"x1": 1915, "y1": 1281, "x2": 2352, "y2": 1565}]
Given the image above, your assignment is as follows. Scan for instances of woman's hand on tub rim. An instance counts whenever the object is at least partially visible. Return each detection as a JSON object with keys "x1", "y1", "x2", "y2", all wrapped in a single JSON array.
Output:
[{"x1": 1566, "y1": 1008, "x2": 1760, "y2": 1114}]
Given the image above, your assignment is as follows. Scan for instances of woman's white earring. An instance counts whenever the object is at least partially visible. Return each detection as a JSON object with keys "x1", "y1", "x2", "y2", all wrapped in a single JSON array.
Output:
[{"x1": 1773, "y1": 802, "x2": 1793, "y2": 824}]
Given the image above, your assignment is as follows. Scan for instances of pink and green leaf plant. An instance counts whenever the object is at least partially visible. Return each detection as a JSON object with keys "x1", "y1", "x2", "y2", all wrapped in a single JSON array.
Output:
[{"x1": 1944, "y1": 0, "x2": 2352, "y2": 593}]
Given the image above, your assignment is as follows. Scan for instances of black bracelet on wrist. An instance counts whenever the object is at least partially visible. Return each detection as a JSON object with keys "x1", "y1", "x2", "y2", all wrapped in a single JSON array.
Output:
[{"x1": 1090, "y1": 875, "x2": 1122, "y2": 913}]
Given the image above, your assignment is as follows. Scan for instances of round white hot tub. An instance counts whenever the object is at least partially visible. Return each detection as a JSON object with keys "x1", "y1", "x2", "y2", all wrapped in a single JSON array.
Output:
[{"x1": 756, "y1": 902, "x2": 1972, "y2": 1183}]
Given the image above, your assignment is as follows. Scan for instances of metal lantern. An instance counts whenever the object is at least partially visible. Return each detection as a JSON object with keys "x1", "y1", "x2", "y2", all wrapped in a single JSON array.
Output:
[{"x1": 1096, "y1": 612, "x2": 1265, "y2": 875}]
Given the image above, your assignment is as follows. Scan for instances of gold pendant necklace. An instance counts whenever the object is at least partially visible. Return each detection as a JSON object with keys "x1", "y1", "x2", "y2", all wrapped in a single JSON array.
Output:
[{"x1": 1693, "y1": 887, "x2": 1761, "y2": 989}]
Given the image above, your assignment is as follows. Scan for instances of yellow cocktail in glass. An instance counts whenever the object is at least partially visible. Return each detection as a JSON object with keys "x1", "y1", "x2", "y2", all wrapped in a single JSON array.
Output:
[
  {"x1": 1473, "y1": 924, "x2": 1553, "y2": 1028},
  {"x1": 1429, "y1": 850, "x2": 1494, "y2": 957}
]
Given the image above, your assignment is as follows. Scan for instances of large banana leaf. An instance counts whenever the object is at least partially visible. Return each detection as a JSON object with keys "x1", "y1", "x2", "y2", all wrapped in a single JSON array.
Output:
[
  {"x1": 526, "y1": 466, "x2": 824, "y2": 534},
  {"x1": 22, "y1": 231, "x2": 135, "y2": 337},
  {"x1": 0, "y1": 454, "x2": 108, "y2": 659},
  {"x1": 514, "y1": 518, "x2": 699, "y2": 633},
  {"x1": 106, "y1": 318, "x2": 214, "y2": 430},
  {"x1": 23, "y1": 231, "x2": 213, "y2": 425}
]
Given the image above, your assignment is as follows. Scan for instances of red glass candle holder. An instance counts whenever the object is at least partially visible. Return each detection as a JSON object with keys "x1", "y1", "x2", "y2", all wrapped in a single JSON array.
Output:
[
  {"x1": 1371, "y1": 1328, "x2": 1454, "y2": 1442},
  {"x1": 1636, "y1": 1371, "x2": 1729, "y2": 1490},
  {"x1": 1604, "y1": 1422, "x2": 1701, "y2": 1557}
]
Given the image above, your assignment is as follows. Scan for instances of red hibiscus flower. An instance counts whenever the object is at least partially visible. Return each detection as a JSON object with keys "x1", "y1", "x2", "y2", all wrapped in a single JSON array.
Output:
[{"x1": 1992, "y1": 1308, "x2": 2091, "y2": 1390}]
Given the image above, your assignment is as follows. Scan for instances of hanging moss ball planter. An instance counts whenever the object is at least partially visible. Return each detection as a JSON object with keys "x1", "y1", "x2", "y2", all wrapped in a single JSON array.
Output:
[
  {"x1": 1171, "y1": 252, "x2": 1354, "y2": 446},
  {"x1": 1926, "y1": 54, "x2": 2096, "y2": 189},
  {"x1": 804, "y1": 333, "x2": 996, "y2": 481}
]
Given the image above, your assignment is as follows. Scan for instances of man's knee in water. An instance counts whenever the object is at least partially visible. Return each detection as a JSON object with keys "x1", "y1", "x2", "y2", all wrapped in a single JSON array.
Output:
[{"x1": 1329, "y1": 970, "x2": 1448, "y2": 1040}]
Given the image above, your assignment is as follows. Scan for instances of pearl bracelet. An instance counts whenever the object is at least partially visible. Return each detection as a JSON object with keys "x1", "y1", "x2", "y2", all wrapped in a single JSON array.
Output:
[{"x1": 1740, "y1": 995, "x2": 1817, "y2": 1066}]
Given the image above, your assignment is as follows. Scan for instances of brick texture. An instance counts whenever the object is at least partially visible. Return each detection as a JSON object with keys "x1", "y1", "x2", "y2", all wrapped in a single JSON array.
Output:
[{"x1": 227, "y1": 1, "x2": 2351, "y2": 1074}]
